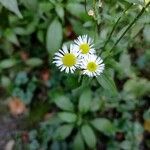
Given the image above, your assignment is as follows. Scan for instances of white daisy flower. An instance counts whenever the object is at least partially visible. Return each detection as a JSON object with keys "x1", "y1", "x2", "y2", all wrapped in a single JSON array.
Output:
[
  {"x1": 81, "y1": 55, "x2": 105, "y2": 77},
  {"x1": 53, "y1": 44, "x2": 80, "y2": 74},
  {"x1": 74, "y1": 35, "x2": 96, "y2": 56}
]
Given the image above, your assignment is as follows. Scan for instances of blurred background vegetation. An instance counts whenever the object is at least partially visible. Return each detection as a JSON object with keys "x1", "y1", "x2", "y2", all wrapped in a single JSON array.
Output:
[{"x1": 0, "y1": 0, "x2": 150, "y2": 150}]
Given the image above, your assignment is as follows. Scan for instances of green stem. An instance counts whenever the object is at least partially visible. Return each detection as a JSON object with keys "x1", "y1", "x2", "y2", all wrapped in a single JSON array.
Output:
[
  {"x1": 109, "y1": 1, "x2": 150, "y2": 52},
  {"x1": 84, "y1": 0, "x2": 88, "y2": 14},
  {"x1": 103, "y1": 4, "x2": 133, "y2": 50}
]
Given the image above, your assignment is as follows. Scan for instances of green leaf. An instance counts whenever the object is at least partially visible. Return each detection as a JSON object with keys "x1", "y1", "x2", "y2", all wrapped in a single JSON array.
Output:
[
  {"x1": 81, "y1": 124, "x2": 96, "y2": 149},
  {"x1": 15, "y1": 72, "x2": 28, "y2": 85},
  {"x1": 119, "y1": 52, "x2": 132, "y2": 77},
  {"x1": 0, "y1": 0, "x2": 22, "y2": 18},
  {"x1": 143, "y1": 24, "x2": 150, "y2": 42},
  {"x1": 124, "y1": 0, "x2": 144, "y2": 5},
  {"x1": 96, "y1": 72, "x2": 118, "y2": 95},
  {"x1": 66, "y1": 3, "x2": 88, "y2": 21},
  {"x1": 55, "y1": 4, "x2": 64, "y2": 22},
  {"x1": 91, "y1": 118, "x2": 115, "y2": 135},
  {"x1": 58, "y1": 112, "x2": 77, "y2": 123},
  {"x1": 72, "y1": 77, "x2": 91, "y2": 96},
  {"x1": 54, "y1": 95, "x2": 74, "y2": 111},
  {"x1": 123, "y1": 77, "x2": 150, "y2": 98},
  {"x1": 1, "y1": 76, "x2": 11, "y2": 87},
  {"x1": 53, "y1": 124, "x2": 73, "y2": 140},
  {"x1": 25, "y1": 58, "x2": 43, "y2": 67},
  {"x1": 73, "y1": 131, "x2": 85, "y2": 150},
  {"x1": 78, "y1": 88, "x2": 92, "y2": 114},
  {"x1": 0, "y1": 59, "x2": 17, "y2": 69},
  {"x1": 20, "y1": 0, "x2": 38, "y2": 11},
  {"x1": 4, "y1": 29, "x2": 19, "y2": 45},
  {"x1": 46, "y1": 19, "x2": 63, "y2": 55}
]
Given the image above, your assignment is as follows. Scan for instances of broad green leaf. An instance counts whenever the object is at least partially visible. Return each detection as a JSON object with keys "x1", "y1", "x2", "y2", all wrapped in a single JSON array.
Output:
[
  {"x1": 46, "y1": 19, "x2": 63, "y2": 55},
  {"x1": 97, "y1": 72, "x2": 118, "y2": 95},
  {"x1": 53, "y1": 124, "x2": 73, "y2": 140},
  {"x1": 91, "y1": 118, "x2": 115, "y2": 135},
  {"x1": 73, "y1": 131, "x2": 85, "y2": 150},
  {"x1": 25, "y1": 58, "x2": 43, "y2": 67},
  {"x1": 81, "y1": 124, "x2": 96, "y2": 149},
  {"x1": 78, "y1": 88, "x2": 92, "y2": 114},
  {"x1": 66, "y1": 3, "x2": 88, "y2": 21},
  {"x1": 0, "y1": 59, "x2": 17, "y2": 69},
  {"x1": 0, "y1": 0, "x2": 22, "y2": 18},
  {"x1": 54, "y1": 95, "x2": 74, "y2": 111},
  {"x1": 58, "y1": 112, "x2": 77, "y2": 123}
]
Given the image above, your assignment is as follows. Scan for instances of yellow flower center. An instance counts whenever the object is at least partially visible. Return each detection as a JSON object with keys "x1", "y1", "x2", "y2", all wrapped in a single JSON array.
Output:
[
  {"x1": 87, "y1": 62, "x2": 97, "y2": 72},
  {"x1": 62, "y1": 53, "x2": 76, "y2": 67},
  {"x1": 79, "y1": 43, "x2": 90, "y2": 54}
]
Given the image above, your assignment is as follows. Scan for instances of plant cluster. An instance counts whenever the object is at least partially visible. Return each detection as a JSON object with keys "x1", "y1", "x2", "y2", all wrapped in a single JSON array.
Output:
[{"x1": 0, "y1": 0, "x2": 150, "y2": 150}]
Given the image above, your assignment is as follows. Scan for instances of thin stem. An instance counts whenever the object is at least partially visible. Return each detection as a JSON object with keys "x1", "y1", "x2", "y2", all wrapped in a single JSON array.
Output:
[
  {"x1": 109, "y1": 1, "x2": 150, "y2": 52},
  {"x1": 84, "y1": 0, "x2": 88, "y2": 14},
  {"x1": 103, "y1": 4, "x2": 133, "y2": 50}
]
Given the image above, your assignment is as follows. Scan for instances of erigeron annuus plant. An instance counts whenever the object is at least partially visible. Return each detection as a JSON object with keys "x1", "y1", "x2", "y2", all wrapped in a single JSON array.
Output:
[
  {"x1": 50, "y1": 1, "x2": 150, "y2": 150},
  {"x1": 53, "y1": 35, "x2": 105, "y2": 77}
]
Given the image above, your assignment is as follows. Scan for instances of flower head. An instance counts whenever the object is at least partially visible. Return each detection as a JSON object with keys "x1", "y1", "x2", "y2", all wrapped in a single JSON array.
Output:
[
  {"x1": 81, "y1": 55, "x2": 105, "y2": 77},
  {"x1": 53, "y1": 44, "x2": 80, "y2": 73},
  {"x1": 88, "y1": 10, "x2": 94, "y2": 16},
  {"x1": 74, "y1": 35, "x2": 95, "y2": 56}
]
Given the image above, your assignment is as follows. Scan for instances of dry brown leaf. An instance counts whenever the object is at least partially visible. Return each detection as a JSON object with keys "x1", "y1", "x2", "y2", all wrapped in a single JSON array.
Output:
[{"x1": 8, "y1": 97, "x2": 27, "y2": 116}]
